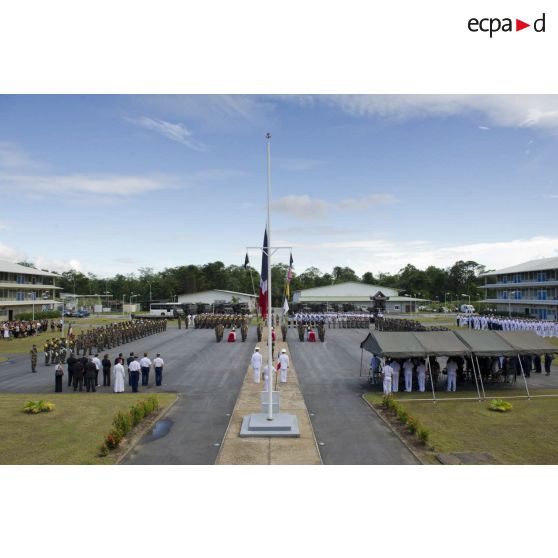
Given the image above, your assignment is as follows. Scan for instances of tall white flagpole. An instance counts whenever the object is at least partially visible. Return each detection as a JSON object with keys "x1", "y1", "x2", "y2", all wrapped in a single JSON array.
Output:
[{"x1": 266, "y1": 133, "x2": 274, "y2": 421}]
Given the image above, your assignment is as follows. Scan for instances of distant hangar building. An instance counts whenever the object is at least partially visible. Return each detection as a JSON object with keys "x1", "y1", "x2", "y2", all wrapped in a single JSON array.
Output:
[
  {"x1": 177, "y1": 289, "x2": 257, "y2": 311},
  {"x1": 292, "y1": 282, "x2": 426, "y2": 313}
]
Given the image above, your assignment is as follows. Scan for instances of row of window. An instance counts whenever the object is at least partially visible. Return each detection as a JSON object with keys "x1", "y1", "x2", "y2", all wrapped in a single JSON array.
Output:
[
  {"x1": 495, "y1": 271, "x2": 557, "y2": 284},
  {"x1": 494, "y1": 288, "x2": 557, "y2": 301},
  {"x1": 0, "y1": 272, "x2": 55, "y2": 285},
  {"x1": 0, "y1": 289, "x2": 55, "y2": 301}
]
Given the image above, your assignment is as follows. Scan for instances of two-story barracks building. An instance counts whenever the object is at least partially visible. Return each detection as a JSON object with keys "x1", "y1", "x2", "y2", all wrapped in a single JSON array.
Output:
[
  {"x1": 480, "y1": 256, "x2": 558, "y2": 320},
  {"x1": 0, "y1": 260, "x2": 61, "y2": 321}
]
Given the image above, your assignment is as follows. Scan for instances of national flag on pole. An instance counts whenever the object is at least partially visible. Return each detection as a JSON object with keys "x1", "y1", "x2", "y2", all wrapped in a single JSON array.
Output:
[
  {"x1": 244, "y1": 253, "x2": 250, "y2": 269},
  {"x1": 259, "y1": 228, "x2": 269, "y2": 319},
  {"x1": 282, "y1": 296, "x2": 289, "y2": 315},
  {"x1": 285, "y1": 252, "x2": 294, "y2": 299}
]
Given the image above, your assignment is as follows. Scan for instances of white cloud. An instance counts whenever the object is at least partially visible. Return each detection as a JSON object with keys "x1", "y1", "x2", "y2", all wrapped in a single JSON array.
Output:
[
  {"x1": 135, "y1": 95, "x2": 277, "y2": 131},
  {"x1": 478, "y1": 126, "x2": 490, "y2": 131},
  {"x1": 0, "y1": 242, "x2": 24, "y2": 261},
  {"x1": 303, "y1": 235, "x2": 558, "y2": 276},
  {"x1": 272, "y1": 193, "x2": 397, "y2": 219},
  {"x1": 317, "y1": 95, "x2": 558, "y2": 131},
  {"x1": 0, "y1": 172, "x2": 173, "y2": 199},
  {"x1": 337, "y1": 194, "x2": 397, "y2": 211},
  {"x1": 127, "y1": 116, "x2": 206, "y2": 151},
  {"x1": 272, "y1": 195, "x2": 329, "y2": 219},
  {"x1": 0, "y1": 142, "x2": 41, "y2": 169}
]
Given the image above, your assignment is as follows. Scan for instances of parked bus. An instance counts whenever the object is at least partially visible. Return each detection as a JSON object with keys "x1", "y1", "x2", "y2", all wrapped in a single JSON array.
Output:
[{"x1": 149, "y1": 303, "x2": 183, "y2": 317}]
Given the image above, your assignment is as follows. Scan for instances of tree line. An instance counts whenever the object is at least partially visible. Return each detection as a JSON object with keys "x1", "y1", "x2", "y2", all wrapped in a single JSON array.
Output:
[{"x1": 26, "y1": 259, "x2": 488, "y2": 308}]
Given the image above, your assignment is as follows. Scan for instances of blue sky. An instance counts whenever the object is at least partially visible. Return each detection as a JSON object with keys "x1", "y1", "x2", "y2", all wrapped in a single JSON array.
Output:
[{"x1": 1, "y1": 94, "x2": 558, "y2": 278}]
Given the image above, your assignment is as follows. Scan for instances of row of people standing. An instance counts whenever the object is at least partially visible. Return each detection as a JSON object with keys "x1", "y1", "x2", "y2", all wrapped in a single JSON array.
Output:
[{"x1": 54, "y1": 351, "x2": 165, "y2": 393}]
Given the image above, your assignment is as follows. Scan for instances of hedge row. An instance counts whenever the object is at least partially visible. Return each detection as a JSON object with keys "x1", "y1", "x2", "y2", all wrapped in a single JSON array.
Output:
[
  {"x1": 99, "y1": 395, "x2": 160, "y2": 456},
  {"x1": 381, "y1": 395, "x2": 430, "y2": 444}
]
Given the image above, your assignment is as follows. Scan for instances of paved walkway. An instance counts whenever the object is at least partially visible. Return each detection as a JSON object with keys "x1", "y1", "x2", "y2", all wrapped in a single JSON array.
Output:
[
  {"x1": 290, "y1": 329, "x2": 419, "y2": 464},
  {"x1": 216, "y1": 331, "x2": 322, "y2": 465}
]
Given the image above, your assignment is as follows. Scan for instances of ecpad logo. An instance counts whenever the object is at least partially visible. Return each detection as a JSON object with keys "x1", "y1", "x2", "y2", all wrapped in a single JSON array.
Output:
[{"x1": 468, "y1": 13, "x2": 546, "y2": 37}]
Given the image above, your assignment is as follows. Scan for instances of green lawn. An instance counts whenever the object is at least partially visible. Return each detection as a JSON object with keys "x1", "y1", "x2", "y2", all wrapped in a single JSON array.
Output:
[
  {"x1": 0, "y1": 392, "x2": 176, "y2": 464},
  {"x1": 365, "y1": 390, "x2": 558, "y2": 464}
]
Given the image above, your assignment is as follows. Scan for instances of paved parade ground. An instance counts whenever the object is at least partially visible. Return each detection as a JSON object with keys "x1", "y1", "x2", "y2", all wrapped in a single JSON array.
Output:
[
  {"x1": 2, "y1": 323, "x2": 558, "y2": 465},
  {"x1": 289, "y1": 329, "x2": 419, "y2": 464}
]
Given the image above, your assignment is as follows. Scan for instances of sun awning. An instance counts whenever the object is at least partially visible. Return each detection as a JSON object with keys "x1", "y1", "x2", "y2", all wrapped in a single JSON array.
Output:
[
  {"x1": 495, "y1": 331, "x2": 557, "y2": 355},
  {"x1": 453, "y1": 330, "x2": 518, "y2": 357},
  {"x1": 360, "y1": 331, "x2": 427, "y2": 358},
  {"x1": 413, "y1": 331, "x2": 471, "y2": 357}
]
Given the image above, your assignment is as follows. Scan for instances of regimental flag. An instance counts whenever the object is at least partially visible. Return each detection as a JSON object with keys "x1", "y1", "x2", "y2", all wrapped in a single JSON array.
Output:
[
  {"x1": 285, "y1": 252, "x2": 294, "y2": 299},
  {"x1": 282, "y1": 296, "x2": 289, "y2": 315},
  {"x1": 68, "y1": 323, "x2": 73, "y2": 338},
  {"x1": 259, "y1": 228, "x2": 269, "y2": 319},
  {"x1": 244, "y1": 253, "x2": 250, "y2": 269}
]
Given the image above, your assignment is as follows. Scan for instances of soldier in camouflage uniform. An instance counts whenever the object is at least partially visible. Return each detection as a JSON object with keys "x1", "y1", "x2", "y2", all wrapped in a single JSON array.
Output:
[
  {"x1": 256, "y1": 322, "x2": 262, "y2": 342},
  {"x1": 298, "y1": 323, "x2": 305, "y2": 342},
  {"x1": 44, "y1": 339, "x2": 51, "y2": 366},
  {"x1": 30, "y1": 344, "x2": 38, "y2": 373},
  {"x1": 240, "y1": 320, "x2": 248, "y2": 342}
]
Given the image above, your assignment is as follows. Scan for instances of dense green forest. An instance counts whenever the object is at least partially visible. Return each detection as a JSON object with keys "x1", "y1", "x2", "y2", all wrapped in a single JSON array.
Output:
[{"x1": 23, "y1": 259, "x2": 488, "y2": 308}]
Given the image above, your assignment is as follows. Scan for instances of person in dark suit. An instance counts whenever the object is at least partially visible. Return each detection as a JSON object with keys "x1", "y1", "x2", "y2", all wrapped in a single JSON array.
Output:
[
  {"x1": 127, "y1": 352, "x2": 135, "y2": 386},
  {"x1": 66, "y1": 352, "x2": 77, "y2": 387},
  {"x1": 85, "y1": 358, "x2": 97, "y2": 392},
  {"x1": 102, "y1": 354, "x2": 112, "y2": 386},
  {"x1": 545, "y1": 353, "x2": 554, "y2": 376},
  {"x1": 73, "y1": 359, "x2": 84, "y2": 392}
]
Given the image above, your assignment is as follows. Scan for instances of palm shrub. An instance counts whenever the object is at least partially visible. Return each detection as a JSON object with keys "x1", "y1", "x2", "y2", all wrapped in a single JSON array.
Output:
[
  {"x1": 417, "y1": 425, "x2": 430, "y2": 444},
  {"x1": 113, "y1": 411, "x2": 132, "y2": 437},
  {"x1": 407, "y1": 416, "x2": 419, "y2": 434},
  {"x1": 23, "y1": 400, "x2": 55, "y2": 414},
  {"x1": 130, "y1": 403, "x2": 145, "y2": 426},
  {"x1": 396, "y1": 406, "x2": 409, "y2": 424}
]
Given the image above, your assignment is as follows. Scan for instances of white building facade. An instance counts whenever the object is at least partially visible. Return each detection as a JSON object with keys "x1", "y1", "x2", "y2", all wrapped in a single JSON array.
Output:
[
  {"x1": 177, "y1": 289, "x2": 257, "y2": 311},
  {"x1": 480, "y1": 256, "x2": 558, "y2": 320},
  {"x1": 292, "y1": 281, "x2": 427, "y2": 313},
  {"x1": 0, "y1": 260, "x2": 62, "y2": 320}
]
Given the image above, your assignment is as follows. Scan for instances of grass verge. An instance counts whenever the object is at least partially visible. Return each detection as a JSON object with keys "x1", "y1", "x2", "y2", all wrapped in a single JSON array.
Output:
[
  {"x1": 365, "y1": 389, "x2": 558, "y2": 464},
  {"x1": 0, "y1": 392, "x2": 176, "y2": 464}
]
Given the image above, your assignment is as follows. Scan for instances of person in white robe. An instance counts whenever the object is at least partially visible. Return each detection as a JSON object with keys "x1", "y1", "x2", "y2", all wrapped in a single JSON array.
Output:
[
  {"x1": 391, "y1": 359, "x2": 401, "y2": 392},
  {"x1": 403, "y1": 358, "x2": 414, "y2": 392},
  {"x1": 113, "y1": 359, "x2": 125, "y2": 393},
  {"x1": 251, "y1": 347, "x2": 262, "y2": 383}
]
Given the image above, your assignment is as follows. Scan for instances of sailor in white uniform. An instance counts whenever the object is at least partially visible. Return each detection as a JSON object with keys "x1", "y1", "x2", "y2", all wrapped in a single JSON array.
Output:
[{"x1": 251, "y1": 347, "x2": 262, "y2": 383}]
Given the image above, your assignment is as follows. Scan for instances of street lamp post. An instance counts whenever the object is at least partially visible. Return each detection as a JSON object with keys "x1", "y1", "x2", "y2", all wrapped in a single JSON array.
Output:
[{"x1": 508, "y1": 290, "x2": 518, "y2": 317}]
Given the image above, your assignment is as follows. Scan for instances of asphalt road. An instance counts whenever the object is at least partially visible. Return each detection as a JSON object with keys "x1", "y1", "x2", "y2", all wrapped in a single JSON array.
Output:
[
  {"x1": 0, "y1": 327, "x2": 257, "y2": 465},
  {"x1": 289, "y1": 328, "x2": 419, "y2": 465}
]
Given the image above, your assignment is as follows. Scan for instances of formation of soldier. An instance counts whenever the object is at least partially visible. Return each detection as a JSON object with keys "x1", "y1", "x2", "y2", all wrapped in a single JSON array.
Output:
[
  {"x1": 375, "y1": 316, "x2": 449, "y2": 332},
  {"x1": 43, "y1": 337, "x2": 71, "y2": 366},
  {"x1": 42, "y1": 319, "x2": 166, "y2": 364},
  {"x1": 457, "y1": 314, "x2": 558, "y2": 337},
  {"x1": 291, "y1": 312, "x2": 371, "y2": 329},
  {"x1": 195, "y1": 313, "x2": 246, "y2": 329}
]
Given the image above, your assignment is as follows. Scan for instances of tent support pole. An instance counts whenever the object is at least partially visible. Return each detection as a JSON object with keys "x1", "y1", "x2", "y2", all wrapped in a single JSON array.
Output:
[
  {"x1": 517, "y1": 353, "x2": 531, "y2": 400},
  {"x1": 469, "y1": 354, "x2": 482, "y2": 402},
  {"x1": 426, "y1": 355, "x2": 436, "y2": 403},
  {"x1": 473, "y1": 355, "x2": 486, "y2": 400},
  {"x1": 359, "y1": 348, "x2": 364, "y2": 378}
]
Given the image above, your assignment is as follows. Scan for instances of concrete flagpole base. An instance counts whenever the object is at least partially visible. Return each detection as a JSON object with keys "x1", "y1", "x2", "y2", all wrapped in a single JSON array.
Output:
[{"x1": 240, "y1": 412, "x2": 300, "y2": 437}]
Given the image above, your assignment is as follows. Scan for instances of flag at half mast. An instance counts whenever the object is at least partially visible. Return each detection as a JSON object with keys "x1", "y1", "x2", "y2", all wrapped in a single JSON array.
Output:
[
  {"x1": 259, "y1": 228, "x2": 269, "y2": 319},
  {"x1": 285, "y1": 251, "x2": 294, "y2": 299}
]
